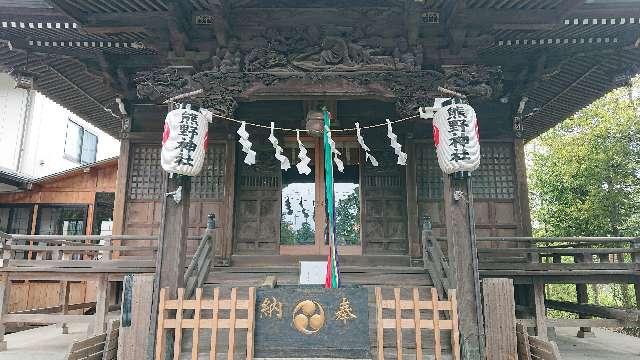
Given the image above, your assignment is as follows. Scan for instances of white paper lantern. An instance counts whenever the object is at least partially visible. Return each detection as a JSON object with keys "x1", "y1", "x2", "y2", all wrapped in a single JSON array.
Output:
[
  {"x1": 161, "y1": 106, "x2": 212, "y2": 176},
  {"x1": 432, "y1": 103, "x2": 480, "y2": 174}
]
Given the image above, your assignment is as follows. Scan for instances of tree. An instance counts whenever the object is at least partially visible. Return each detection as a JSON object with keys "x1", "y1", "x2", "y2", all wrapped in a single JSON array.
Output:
[
  {"x1": 529, "y1": 85, "x2": 640, "y2": 238},
  {"x1": 336, "y1": 189, "x2": 361, "y2": 245},
  {"x1": 296, "y1": 221, "x2": 315, "y2": 245},
  {"x1": 528, "y1": 81, "x2": 640, "y2": 308}
]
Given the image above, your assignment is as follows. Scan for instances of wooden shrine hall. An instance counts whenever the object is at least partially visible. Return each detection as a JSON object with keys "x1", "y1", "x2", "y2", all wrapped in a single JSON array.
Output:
[{"x1": 0, "y1": 1, "x2": 639, "y2": 359}]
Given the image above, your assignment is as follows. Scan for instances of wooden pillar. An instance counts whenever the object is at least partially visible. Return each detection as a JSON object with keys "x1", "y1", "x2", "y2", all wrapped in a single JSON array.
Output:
[
  {"x1": 149, "y1": 174, "x2": 191, "y2": 359},
  {"x1": 482, "y1": 278, "x2": 517, "y2": 359},
  {"x1": 443, "y1": 174, "x2": 484, "y2": 359},
  {"x1": 118, "y1": 274, "x2": 154, "y2": 360},
  {"x1": 58, "y1": 281, "x2": 70, "y2": 334},
  {"x1": 513, "y1": 139, "x2": 532, "y2": 236},
  {"x1": 406, "y1": 139, "x2": 421, "y2": 259},
  {"x1": 220, "y1": 137, "x2": 236, "y2": 266},
  {"x1": 533, "y1": 282, "x2": 547, "y2": 339},
  {"x1": 632, "y1": 239, "x2": 640, "y2": 310},
  {"x1": 155, "y1": 175, "x2": 191, "y2": 296},
  {"x1": 112, "y1": 125, "x2": 131, "y2": 259},
  {"x1": 0, "y1": 274, "x2": 10, "y2": 351},
  {"x1": 94, "y1": 274, "x2": 109, "y2": 335},
  {"x1": 576, "y1": 253, "x2": 594, "y2": 338}
]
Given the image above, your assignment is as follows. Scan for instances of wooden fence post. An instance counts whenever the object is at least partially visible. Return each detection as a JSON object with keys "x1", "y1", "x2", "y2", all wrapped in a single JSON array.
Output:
[
  {"x1": 483, "y1": 278, "x2": 517, "y2": 359},
  {"x1": 118, "y1": 274, "x2": 154, "y2": 360},
  {"x1": 576, "y1": 253, "x2": 594, "y2": 338},
  {"x1": 58, "y1": 281, "x2": 70, "y2": 334},
  {"x1": 632, "y1": 238, "x2": 640, "y2": 310},
  {"x1": 533, "y1": 282, "x2": 547, "y2": 339},
  {"x1": 94, "y1": 274, "x2": 109, "y2": 335},
  {"x1": 0, "y1": 274, "x2": 10, "y2": 351}
]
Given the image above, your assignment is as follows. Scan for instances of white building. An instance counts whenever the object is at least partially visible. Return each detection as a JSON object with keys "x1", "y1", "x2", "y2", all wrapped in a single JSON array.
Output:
[{"x1": 0, "y1": 72, "x2": 119, "y2": 178}]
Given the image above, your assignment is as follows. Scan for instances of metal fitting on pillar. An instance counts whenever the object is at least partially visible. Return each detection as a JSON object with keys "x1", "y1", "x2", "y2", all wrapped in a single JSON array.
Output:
[
  {"x1": 421, "y1": 215, "x2": 432, "y2": 231},
  {"x1": 207, "y1": 213, "x2": 216, "y2": 229}
]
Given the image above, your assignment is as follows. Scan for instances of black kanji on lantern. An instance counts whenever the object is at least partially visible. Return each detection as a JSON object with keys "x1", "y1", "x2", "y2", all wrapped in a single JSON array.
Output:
[
  {"x1": 446, "y1": 105, "x2": 471, "y2": 163},
  {"x1": 175, "y1": 112, "x2": 200, "y2": 166}
]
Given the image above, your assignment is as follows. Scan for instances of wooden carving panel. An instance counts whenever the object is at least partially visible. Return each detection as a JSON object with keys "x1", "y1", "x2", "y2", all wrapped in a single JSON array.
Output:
[
  {"x1": 362, "y1": 150, "x2": 408, "y2": 254},
  {"x1": 234, "y1": 146, "x2": 282, "y2": 254}
]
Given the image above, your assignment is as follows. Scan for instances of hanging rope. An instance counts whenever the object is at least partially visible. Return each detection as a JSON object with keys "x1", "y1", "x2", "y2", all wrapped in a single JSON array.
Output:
[{"x1": 209, "y1": 112, "x2": 422, "y2": 133}]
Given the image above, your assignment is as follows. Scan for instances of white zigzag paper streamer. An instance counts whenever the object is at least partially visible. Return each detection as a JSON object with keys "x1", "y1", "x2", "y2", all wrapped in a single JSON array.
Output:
[
  {"x1": 355, "y1": 122, "x2": 378, "y2": 167},
  {"x1": 296, "y1": 130, "x2": 311, "y2": 175},
  {"x1": 386, "y1": 119, "x2": 407, "y2": 165},
  {"x1": 237, "y1": 121, "x2": 256, "y2": 165},
  {"x1": 325, "y1": 125, "x2": 344, "y2": 172},
  {"x1": 268, "y1": 122, "x2": 291, "y2": 170}
]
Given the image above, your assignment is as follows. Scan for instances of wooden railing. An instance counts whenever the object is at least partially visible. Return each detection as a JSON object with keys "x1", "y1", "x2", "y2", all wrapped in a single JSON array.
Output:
[
  {"x1": 475, "y1": 236, "x2": 640, "y2": 280},
  {"x1": 184, "y1": 214, "x2": 217, "y2": 300},
  {"x1": 0, "y1": 232, "x2": 158, "y2": 272},
  {"x1": 420, "y1": 217, "x2": 451, "y2": 298}
]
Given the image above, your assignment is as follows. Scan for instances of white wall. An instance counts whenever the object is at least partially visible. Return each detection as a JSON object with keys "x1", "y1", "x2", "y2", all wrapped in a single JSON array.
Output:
[
  {"x1": 0, "y1": 73, "x2": 32, "y2": 171},
  {"x1": 0, "y1": 73, "x2": 120, "y2": 178}
]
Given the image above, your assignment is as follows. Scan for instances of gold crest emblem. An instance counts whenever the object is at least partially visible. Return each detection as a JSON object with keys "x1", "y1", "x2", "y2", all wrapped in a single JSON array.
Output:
[{"x1": 292, "y1": 300, "x2": 325, "y2": 335}]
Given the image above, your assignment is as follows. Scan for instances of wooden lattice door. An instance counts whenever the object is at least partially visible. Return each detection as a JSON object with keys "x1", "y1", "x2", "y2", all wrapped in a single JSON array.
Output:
[
  {"x1": 234, "y1": 143, "x2": 282, "y2": 254},
  {"x1": 361, "y1": 150, "x2": 408, "y2": 254}
]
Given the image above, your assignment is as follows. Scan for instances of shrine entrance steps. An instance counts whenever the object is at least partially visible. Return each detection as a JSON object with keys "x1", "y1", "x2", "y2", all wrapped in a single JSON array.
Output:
[{"x1": 204, "y1": 255, "x2": 431, "y2": 288}]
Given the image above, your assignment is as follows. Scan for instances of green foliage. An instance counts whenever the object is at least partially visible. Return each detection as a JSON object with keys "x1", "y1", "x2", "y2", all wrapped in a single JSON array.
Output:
[
  {"x1": 335, "y1": 189, "x2": 361, "y2": 245},
  {"x1": 529, "y1": 85, "x2": 640, "y2": 238},
  {"x1": 280, "y1": 219, "x2": 296, "y2": 245},
  {"x1": 296, "y1": 221, "x2": 315, "y2": 245},
  {"x1": 528, "y1": 82, "x2": 640, "y2": 311}
]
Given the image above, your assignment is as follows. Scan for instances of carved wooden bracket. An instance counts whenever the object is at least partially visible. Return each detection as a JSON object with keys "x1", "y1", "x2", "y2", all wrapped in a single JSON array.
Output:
[{"x1": 134, "y1": 65, "x2": 502, "y2": 117}]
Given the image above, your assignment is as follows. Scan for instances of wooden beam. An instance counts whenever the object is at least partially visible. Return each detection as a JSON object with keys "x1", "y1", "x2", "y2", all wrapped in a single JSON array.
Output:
[
  {"x1": 533, "y1": 282, "x2": 547, "y2": 339},
  {"x1": 86, "y1": 11, "x2": 167, "y2": 25},
  {"x1": 404, "y1": 0, "x2": 420, "y2": 47},
  {"x1": 58, "y1": 281, "x2": 70, "y2": 334},
  {"x1": 210, "y1": 0, "x2": 229, "y2": 47},
  {"x1": 94, "y1": 275, "x2": 109, "y2": 334},
  {"x1": 166, "y1": 0, "x2": 192, "y2": 58},
  {"x1": 149, "y1": 173, "x2": 191, "y2": 359},
  {"x1": 0, "y1": 274, "x2": 10, "y2": 351},
  {"x1": 83, "y1": 26, "x2": 147, "y2": 34},
  {"x1": 118, "y1": 274, "x2": 154, "y2": 360},
  {"x1": 406, "y1": 140, "x2": 420, "y2": 258},
  {"x1": 545, "y1": 300, "x2": 640, "y2": 327},
  {"x1": 483, "y1": 278, "x2": 517, "y2": 360},
  {"x1": 443, "y1": 174, "x2": 484, "y2": 359},
  {"x1": 513, "y1": 139, "x2": 532, "y2": 236}
]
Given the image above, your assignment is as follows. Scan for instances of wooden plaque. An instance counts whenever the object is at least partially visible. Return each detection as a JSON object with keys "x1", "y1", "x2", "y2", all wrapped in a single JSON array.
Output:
[{"x1": 254, "y1": 286, "x2": 369, "y2": 358}]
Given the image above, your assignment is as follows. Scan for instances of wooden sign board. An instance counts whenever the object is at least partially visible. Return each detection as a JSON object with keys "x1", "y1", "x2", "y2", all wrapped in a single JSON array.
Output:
[{"x1": 254, "y1": 286, "x2": 369, "y2": 358}]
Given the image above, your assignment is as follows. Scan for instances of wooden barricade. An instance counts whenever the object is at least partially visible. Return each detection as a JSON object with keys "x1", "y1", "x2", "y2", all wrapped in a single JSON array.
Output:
[
  {"x1": 516, "y1": 323, "x2": 562, "y2": 360},
  {"x1": 155, "y1": 287, "x2": 256, "y2": 360},
  {"x1": 374, "y1": 287, "x2": 460, "y2": 360},
  {"x1": 65, "y1": 320, "x2": 120, "y2": 360}
]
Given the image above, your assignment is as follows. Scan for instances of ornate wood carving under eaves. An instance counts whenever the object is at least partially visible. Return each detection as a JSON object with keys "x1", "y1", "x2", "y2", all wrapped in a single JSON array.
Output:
[{"x1": 134, "y1": 65, "x2": 502, "y2": 118}]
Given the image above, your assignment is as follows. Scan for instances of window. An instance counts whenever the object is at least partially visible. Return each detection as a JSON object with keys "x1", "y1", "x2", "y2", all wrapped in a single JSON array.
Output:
[
  {"x1": 64, "y1": 120, "x2": 97, "y2": 164},
  {"x1": 36, "y1": 206, "x2": 87, "y2": 235},
  {"x1": 0, "y1": 205, "x2": 33, "y2": 234}
]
